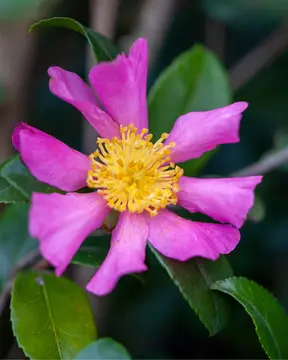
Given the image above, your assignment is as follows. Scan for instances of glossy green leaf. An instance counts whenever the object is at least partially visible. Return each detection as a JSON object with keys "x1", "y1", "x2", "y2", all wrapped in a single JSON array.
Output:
[
  {"x1": 151, "y1": 247, "x2": 233, "y2": 335},
  {"x1": 0, "y1": 204, "x2": 37, "y2": 292},
  {"x1": 11, "y1": 271, "x2": 97, "y2": 360},
  {"x1": 0, "y1": 156, "x2": 57, "y2": 203},
  {"x1": 212, "y1": 277, "x2": 288, "y2": 359},
  {"x1": 148, "y1": 45, "x2": 231, "y2": 176},
  {"x1": 30, "y1": 17, "x2": 120, "y2": 62},
  {"x1": 75, "y1": 338, "x2": 131, "y2": 360}
]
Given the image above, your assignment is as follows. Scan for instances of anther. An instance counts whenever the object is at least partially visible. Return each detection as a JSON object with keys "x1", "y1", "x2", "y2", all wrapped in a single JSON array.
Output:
[{"x1": 87, "y1": 125, "x2": 183, "y2": 215}]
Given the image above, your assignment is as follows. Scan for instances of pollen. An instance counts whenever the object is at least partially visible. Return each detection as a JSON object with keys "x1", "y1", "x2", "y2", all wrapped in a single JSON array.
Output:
[{"x1": 87, "y1": 125, "x2": 183, "y2": 216}]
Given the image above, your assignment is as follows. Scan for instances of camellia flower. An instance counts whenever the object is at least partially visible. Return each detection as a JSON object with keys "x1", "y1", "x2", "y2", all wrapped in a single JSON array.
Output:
[{"x1": 12, "y1": 38, "x2": 262, "y2": 296}]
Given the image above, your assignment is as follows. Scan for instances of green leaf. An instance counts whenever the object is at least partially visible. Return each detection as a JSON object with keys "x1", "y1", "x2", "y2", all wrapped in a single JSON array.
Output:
[
  {"x1": 151, "y1": 246, "x2": 233, "y2": 335},
  {"x1": 212, "y1": 277, "x2": 288, "y2": 359},
  {"x1": 30, "y1": 17, "x2": 120, "y2": 62},
  {"x1": 75, "y1": 338, "x2": 131, "y2": 360},
  {"x1": 148, "y1": 45, "x2": 231, "y2": 176},
  {"x1": 0, "y1": 156, "x2": 56, "y2": 203},
  {"x1": 0, "y1": 204, "x2": 37, "y2": 292},
  {"x1": 11, "y1": 271, "x2": 97, "y2": 360}
]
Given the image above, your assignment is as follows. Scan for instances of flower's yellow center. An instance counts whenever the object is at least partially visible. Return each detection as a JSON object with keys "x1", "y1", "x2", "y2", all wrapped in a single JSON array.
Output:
[{"x1": 87, "y1": 125, "x2": 183, "y2": 216}]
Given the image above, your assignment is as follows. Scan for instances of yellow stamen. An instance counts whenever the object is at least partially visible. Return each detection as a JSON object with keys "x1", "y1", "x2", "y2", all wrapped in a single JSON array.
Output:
[{"x1": 87, "y1": 125, "x2": 183, "y2": 216}]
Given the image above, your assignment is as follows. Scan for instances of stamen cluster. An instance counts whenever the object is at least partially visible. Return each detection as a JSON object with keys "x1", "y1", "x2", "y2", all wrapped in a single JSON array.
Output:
[{"x1": 87, "y1": 125, "x2": 183, "y2": 216}]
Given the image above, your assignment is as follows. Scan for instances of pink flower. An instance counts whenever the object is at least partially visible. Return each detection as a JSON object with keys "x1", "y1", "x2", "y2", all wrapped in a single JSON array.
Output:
[{"x1": 12, "y1": 38, "x2": 262, "y2": 296}]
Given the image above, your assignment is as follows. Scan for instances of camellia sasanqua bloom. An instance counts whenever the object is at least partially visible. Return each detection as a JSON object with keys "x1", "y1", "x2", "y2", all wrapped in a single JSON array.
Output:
[{"x1": 12, "y1": 38, "x2": 262, "y2": 296}]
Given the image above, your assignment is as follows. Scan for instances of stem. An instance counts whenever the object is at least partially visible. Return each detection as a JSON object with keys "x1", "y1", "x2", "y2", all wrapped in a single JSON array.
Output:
[
  {"x1": 120, "y1": 0, "x2": 175, "y2": 65},
  {"x1": 232, "y1": 147, "x2": 288, "y2": 176},
  {"x1": 230, "y1": 21, "x2": 288, "y2": 91}
]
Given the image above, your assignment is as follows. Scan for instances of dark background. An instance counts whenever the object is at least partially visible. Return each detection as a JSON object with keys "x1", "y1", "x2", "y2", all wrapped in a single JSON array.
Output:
[{"x1": 1, "y1": 0, "x2": 288, "y2": 358}]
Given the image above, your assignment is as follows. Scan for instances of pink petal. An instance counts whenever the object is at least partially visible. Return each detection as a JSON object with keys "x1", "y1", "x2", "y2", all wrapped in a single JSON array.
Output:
[
  {"x1": 147, "y1": 209, "x2": 240, "y2": 261},
  {"x1": 29, "y1": 192, "x2": 110, "y2": 276},
  {"x1": 89, "y1": 38, "x2": 148, "y2": 130},
  {"x1": 167, "y1": 102, "x2": 248, "y2": 164},
  {"x1": 13, "y1": 122, "x2": 90, "y2": 192},
  {"x1": 86, "y1": 212, "x2": 148, "y2": 296},
  {"x1": 178, "y1": 176, "x2": 262, "y2": 228},
  {"x1": 48, "y1": 66, "x2": 120, "y2": 138}
]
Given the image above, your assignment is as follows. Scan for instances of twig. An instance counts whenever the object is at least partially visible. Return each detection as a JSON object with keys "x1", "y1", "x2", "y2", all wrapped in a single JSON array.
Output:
[
  {"x1": 89, "y1": 0, "x2": 119, "y2": 43},
  {"x1": 205, "y1": 17, "x2": 226, "y2": 61},
  {"x1": 230, "y1": 21, "x2": 288, "y2": 91},
  {"x1": 10, "y1": 249, "x2": 40, "y2": 277},
  {"x1": 120, "y1": 0, "x2": 175, "y2": 65},
  {"x1": 232, "y1": 147, "x2": 288, "y2": 177},
  {"x1": 33, "y1": 258, "x2": 49, "y2": 271},
  {"x1": 0, "y1": 252, "x2": 47, "y2": 314},
  {"x1": 0, "y1": 2, "x2": 60, "y2": 163},
  {"x1": 0, "y1": 281, "x2": 12, "y2": 315},
  {"x1": 0, "y1": 23, "x2": 36, "y2": 162}
]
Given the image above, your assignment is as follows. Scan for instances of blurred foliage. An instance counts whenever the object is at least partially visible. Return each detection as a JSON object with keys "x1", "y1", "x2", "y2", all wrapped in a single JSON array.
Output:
[
  {"x1": 202, "y1": 0, "x2": 288, "y2": 29},
  {"x1": 0, "y1": 205, "x2": 36, "y2": 292},
  {"x1": 0, "y1": 83, "x2": 5, "y2": 104},
  {"x1": 0, "y1": 0, "x2": 60, "y2": 21}
]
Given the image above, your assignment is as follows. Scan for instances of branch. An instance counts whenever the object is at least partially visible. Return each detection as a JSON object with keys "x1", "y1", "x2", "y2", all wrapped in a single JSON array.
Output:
[
  {"x1": 0, "y1": 23, "x2": 36, "y2": 162},
  {"x1": 120, "y1": 0, "x2": 175, "y2": 65},
  {"x1": 232, "y1": 147, "x2": 288, "y2": 177},
  {"x1": 205, "y1": 17, "x2": 226, "y2": 61},
  {"x1": 230, "y1": 21, "x2": 288, "y2": 91},
  {"x1": 10, "y1": 250, "x2": 40, "y2": 277},
  {"x1": 89, "y1": 0, "x2": 119, "y2": 44}
]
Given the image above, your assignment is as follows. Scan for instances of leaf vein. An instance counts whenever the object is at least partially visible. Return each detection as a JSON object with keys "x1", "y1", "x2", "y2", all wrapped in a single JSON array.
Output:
[{"x1": 41, "y1": 277, "x2": 63, "y2": 359}]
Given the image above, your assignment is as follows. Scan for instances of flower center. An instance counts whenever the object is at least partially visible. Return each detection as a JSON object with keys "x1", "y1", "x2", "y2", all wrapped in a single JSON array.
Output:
[{"x1": 87, "y1": 125, "x2": 183, "y2": 216}]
